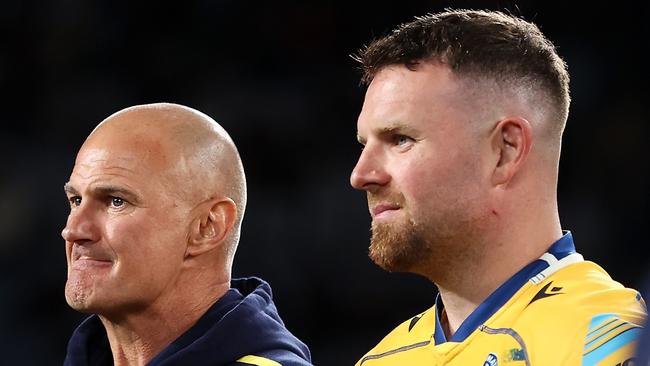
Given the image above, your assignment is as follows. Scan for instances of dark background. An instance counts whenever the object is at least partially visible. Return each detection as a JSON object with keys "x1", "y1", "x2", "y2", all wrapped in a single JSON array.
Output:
[{"x1": 1, "y1": 1, "x2": 648, "y2": 365}]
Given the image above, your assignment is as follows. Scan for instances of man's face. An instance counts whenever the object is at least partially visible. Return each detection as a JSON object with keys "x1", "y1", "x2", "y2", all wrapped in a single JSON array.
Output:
[
  {"x1": 350, "y1": 63, "x2": 493, "y2": 274},
  {"x1": 62, "y1": 129, "x2": 191, "y2": 316}
]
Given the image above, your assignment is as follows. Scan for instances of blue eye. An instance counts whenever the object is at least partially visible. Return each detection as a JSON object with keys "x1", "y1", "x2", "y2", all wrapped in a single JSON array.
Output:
[
  {"x1": 395, "y1": 135, "x2": 413, "y2": 146},
  {"x1": 111, "y1": 197, "x2": 125, "y2": 207}
]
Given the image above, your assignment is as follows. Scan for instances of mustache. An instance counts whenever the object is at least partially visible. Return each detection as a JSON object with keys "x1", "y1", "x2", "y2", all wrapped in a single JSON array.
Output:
[{"x1": 367, "y1": 191, "x2": 406, "y2": 208}]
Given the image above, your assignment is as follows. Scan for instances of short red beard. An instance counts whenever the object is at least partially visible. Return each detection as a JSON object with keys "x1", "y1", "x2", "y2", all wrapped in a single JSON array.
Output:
[{"x1": 369, "y1": 218, "x2": 430, "y2": 272}]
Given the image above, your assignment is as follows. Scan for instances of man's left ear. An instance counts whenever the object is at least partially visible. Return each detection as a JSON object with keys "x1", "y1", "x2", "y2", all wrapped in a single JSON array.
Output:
[
  {"x1": 187, "y1": 197, "x2": 237, "y2": 257},
  {"x1": 491, "y1": 117, "x2": 532, "y2": 187}
]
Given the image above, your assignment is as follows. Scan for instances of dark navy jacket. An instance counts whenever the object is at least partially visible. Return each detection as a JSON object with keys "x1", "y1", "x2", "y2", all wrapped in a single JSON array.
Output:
[{"x1": 64, "y1": 277, "x2": 312, "y2": 366}]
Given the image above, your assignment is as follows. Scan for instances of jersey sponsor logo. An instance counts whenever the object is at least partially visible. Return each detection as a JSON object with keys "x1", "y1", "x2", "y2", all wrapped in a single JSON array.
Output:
[
  {"x1": 483, "y1": 352, "x2": 498, "y2": 366},
  {"x1": 505, "y1": 348, "x2": 526, "y2": 362},
  {"x1": 528, "y1": 281, "x2": 563, "y2": 305},
  {"x1": 408, "y1": 315, "x2": 422, "y2": 332}
]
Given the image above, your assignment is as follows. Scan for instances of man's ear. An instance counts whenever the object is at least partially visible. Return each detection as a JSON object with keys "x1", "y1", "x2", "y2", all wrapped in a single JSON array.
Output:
[
  {"x1": 491, "y1": 117, "x2": 532, "y2": 187},
  {"x1": 186, "y1": 197, "x2": 237, "y2": 258}
]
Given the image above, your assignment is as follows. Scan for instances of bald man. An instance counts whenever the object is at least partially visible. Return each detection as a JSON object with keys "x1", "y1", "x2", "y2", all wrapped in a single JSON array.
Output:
[
  {"x1": 62, "y1": 103, "x2": 311, "y2": 366},
  {"x1": 350, "y1": 10, "x2": 646, "y2": 365}
]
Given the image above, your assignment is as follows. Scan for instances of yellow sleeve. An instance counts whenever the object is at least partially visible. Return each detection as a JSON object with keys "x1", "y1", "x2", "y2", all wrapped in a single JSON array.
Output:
[{"x1": 237, "y1": 355, "x2": 282, "y2": 366}]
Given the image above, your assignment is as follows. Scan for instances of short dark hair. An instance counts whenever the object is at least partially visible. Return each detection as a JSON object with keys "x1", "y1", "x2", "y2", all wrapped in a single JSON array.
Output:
[{"x1": 355, "y1": 9, "x2": 570, "y2": 129}]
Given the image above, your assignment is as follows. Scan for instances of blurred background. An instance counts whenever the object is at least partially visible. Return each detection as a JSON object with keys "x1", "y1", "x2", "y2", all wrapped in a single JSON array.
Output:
[{"x1": 1, "y1": 0, "x2": 648, "y2": 364}]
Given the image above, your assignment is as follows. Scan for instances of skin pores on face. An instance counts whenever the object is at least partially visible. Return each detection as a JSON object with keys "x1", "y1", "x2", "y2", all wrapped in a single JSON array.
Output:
[
  {"x1": 351, "y1": 63, "x2": 495, "y2": 277},
  {"x1": 63, "y1": 131, "x2": 192, "y2": 317}
]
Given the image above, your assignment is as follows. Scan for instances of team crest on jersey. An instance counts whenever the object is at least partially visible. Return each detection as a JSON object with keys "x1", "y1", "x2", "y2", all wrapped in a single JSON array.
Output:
[{"x1": 483, "y1": 353, "x2": 498, "y2": 366}]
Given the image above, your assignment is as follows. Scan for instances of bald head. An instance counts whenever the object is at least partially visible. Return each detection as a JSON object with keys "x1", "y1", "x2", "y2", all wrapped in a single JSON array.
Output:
[{"x1": 81, "y1": 103, "x2": 247, "y2": 260}]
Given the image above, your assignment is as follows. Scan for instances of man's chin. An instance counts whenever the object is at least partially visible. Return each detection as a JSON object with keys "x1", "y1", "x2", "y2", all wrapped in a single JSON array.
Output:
[
  {"x1": 66, "y1": 294, "x2": 92, "y2": 313},
  {"x1": 368, "y1": 243, "x2": 419, "y2": 272},
  {"x1": 368, "y1": 222, "x2": 426, "y2": 273},
  {"x1": 65, "y1": 279, "x2": 100, "y2": 313}
]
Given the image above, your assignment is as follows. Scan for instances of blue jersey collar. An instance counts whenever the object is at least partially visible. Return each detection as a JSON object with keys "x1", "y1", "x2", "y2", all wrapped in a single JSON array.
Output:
[{"x1": 433, "y1": 231, "x2": 577, "y2": 345}]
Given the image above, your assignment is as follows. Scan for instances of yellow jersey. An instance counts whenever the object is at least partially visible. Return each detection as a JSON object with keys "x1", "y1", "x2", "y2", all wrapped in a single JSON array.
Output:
[{"x1": 356, "y1": 233, "x2": 646, "y2": 366}]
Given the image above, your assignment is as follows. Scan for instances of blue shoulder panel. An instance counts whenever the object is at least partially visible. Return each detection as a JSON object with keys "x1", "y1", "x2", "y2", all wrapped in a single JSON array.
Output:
[{"x1": 582, "y1": 313, "x2": 642, "y2": 366}]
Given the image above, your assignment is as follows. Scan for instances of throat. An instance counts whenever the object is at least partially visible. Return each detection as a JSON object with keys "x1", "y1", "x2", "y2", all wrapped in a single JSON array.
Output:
[
  {"x1": 436, "y1": 287, "x2": 484, "y2": 341},
  {"x1": 439, "y1": 308, "x2": 454, "y2": 340}
]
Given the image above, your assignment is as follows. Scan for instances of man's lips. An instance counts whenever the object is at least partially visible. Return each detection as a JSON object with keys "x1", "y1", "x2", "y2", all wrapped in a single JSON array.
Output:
[
  {"x1": 77, "y1": 255, "x2": 111, "y2": 262},
  {"x1": 371, "y1": 204, "x2": 401, "y2": 218},
  {"x1": 70, "y1": 244, "x2": 113, "y2": 269},
  {"x1": 70, "y1": 243, "x2": 111, "y2": 262},
  {"x1": 71, "y1": 256, "x2": 112, "y2": 270}
]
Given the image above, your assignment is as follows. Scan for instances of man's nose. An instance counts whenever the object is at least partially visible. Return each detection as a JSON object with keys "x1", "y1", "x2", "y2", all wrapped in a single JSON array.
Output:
[
  {"x1": 350, "y1": 144, "x2": 390, "y2": 191},
  {"x1": 61, "y1": 205, "x2": 98, "y2": 245}
]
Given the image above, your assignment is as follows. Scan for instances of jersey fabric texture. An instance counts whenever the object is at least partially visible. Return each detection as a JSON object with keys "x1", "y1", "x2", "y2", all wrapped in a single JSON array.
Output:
[
  {"x1": 64, "y1": 277, "x2": 312, "y2": 366},
  {"x1": 356, "y1": 232, "x2": 646, "y2": 366}
]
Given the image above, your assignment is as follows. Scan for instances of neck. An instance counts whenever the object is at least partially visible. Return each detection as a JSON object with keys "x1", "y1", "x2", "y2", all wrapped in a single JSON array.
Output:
[
  {"x1": 100, "y1": 279, "x2": 229, "y2": 366},
  {"x1": 433, "y1": 211, "x2": 562, "y2": 339}
]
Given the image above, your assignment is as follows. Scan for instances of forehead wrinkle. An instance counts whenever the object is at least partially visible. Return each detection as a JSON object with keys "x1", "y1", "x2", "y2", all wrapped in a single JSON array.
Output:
[
  {"x1": 68, "y1": 173, "x2": 140, "y2": 193},
  {"x1": 74, "y1": 148, "x2": 140, "y2": 172},
  {"x1": 70, "y1": 167, "x2": 142, "y2": 189},
  {"x1": 74, "y1": 162, "x2": 136, "y2": 173}
]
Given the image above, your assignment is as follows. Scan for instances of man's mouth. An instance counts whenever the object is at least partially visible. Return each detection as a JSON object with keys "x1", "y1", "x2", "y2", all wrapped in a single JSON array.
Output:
[
  {"x1": 371, "y1": 204, "x2": 401, "y2": 219},
  {"x1": 71, "y1": 256, "x2": 112, "y2": 270}
]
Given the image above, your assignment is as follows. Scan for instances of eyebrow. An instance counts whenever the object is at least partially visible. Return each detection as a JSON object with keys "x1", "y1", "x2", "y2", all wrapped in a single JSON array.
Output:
[
  {"x1": 64, "y1": 182, "x2": 142, "y2": 205},
  {"x1": 63, "y1": 183, "x2": 79, "y2": 196},
  {"x1": 376, "y1": 123, "x2": 419, "y2": 136},
  {"x1": 357, "y1": 123, "x2": 419, "y2": 144}
]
